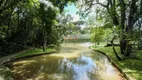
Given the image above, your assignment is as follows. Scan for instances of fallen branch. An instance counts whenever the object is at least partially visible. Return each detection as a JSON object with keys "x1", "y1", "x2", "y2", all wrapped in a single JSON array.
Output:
[{"x1": 111, "y1": 36, "x2": 122, "y2": 60}]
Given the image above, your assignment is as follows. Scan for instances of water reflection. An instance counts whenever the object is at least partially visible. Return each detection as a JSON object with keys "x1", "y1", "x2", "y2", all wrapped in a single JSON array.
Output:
[
  {"x1": 72, "y1": 56, "x2": 96, "y2": 80},
  {"x1": 6, "y1": 43, "x2": 126, "y2": 80}
]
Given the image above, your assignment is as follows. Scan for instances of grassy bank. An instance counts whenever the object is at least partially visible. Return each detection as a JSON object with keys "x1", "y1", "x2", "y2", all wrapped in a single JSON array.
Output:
[
  {"x1": 13, "y1": 48, "x2": 56, "y2": 59},
  {"x1": 92, "y1": 45, "x2": 142, "y2": 80},
  {"x1": 0, "y1": 48, "x2": 56, "y2": 80},
  {"x1": 0, "y1": 48, "x2": 56, "y2": 65}
]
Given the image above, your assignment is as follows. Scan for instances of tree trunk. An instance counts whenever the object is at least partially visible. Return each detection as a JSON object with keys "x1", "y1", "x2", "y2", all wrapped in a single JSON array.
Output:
[
  {"x1": 40, "y1": 3, "x2": 47, "y2": 52},
  {"x1": 124, "y1": 0, "x2": 137, "y2": 56},
  {"x1": 125, "y1": 43, "x2": 132, "y2": 56},
  {"x1": 43, "y1": 31, "x2": 47, "y2": 52},
  {"x1": 120, "y1": 34, "x2": 125, "y2": 55},
  {"x1": 42, "y1": 22, "x2": 47, "y2": 52},
  {"x1": 119, "y1": 0, "x2": 129, "y2": 56},
  {"x1": 111, "y1": 36, "x2": 121, "y2": 60}
]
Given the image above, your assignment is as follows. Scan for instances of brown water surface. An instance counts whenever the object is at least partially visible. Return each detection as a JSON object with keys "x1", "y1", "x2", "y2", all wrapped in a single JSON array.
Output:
[{"x1": 6, "y1": 43, "x2": 126, "y2": 80}]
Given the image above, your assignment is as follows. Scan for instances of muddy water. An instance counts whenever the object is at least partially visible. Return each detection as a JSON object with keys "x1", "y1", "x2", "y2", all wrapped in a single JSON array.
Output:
[{"x1": 6, "y1": 43, "x2": 126, "y2": 80}]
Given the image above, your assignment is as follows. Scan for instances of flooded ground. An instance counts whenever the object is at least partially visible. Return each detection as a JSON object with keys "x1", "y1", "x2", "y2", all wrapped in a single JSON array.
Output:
[{"x1": 5, "y1": 43, "x2": 126, "y2": 80}]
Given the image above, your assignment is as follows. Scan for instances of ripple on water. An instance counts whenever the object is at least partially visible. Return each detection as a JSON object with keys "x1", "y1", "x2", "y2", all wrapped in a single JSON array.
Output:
[{"x1": 6, "y1": 43, "x2": 126, "y2": 80}]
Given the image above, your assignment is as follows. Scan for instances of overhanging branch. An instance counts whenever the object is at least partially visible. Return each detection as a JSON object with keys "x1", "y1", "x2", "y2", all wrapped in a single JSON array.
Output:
[
  {"x1": 84, "y1": 2, "x2": 108, "y2": 12},
  {"x1": 92, "y1": 3, "x2": 108, "y2": 8}
]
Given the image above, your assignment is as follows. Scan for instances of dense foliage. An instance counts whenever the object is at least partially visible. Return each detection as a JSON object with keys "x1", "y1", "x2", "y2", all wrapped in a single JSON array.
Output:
[
  {"x1": 78, "y1": 0, "x2": 142, "y2": 59},
  {"x1": 0, "y1": 0, "x2": 74, "y2": 56}
]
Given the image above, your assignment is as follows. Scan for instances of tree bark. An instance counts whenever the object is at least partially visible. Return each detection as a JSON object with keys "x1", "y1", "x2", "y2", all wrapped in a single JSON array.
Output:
[
  {"x1": 42, "y1": 22, "x2": 47, "y2": 52},
  {"x1": 43, "y1": 30, "x2": 47, "y2": 52},
  {"x1": 124, "y1": 0, "x2": 137, "y2": 56},
  {"x1": 120, "y1": 34, "x2": 126, "y2": 55}
]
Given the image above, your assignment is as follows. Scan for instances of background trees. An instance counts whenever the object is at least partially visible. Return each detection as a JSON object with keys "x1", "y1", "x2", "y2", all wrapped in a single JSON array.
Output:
[
  {"x1": 0, "y1": 0, "x2": 75, "y2": 56},
  {"x1": 77, "y1": 0, "x2": 142, "y2": 59},
  {"x1": 90, "y1": 27, "x2": 105, "y2": 46},
  {"x1": 1, "y1": 0, "x2": 142, "y2": 60}
]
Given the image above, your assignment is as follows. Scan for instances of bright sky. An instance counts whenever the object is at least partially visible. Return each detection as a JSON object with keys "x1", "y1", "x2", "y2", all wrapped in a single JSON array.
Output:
[
  {"x1": 64, "y1": 0, "x2": 106, "y2": 28},
  {"x1": 64, "y1": 0, "x2": 106, "y2": 22},
  {"x1": 64, "y1": 4, "x2": 87, "y2": 29},
  {"x1": 64, "y1": 4, "x2": 80, "y2": 22}
]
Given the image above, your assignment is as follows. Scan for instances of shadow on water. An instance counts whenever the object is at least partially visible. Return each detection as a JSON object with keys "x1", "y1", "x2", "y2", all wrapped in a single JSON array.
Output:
[{"x1": 5, "y1": 43, "x2": 126, "y2": 80}]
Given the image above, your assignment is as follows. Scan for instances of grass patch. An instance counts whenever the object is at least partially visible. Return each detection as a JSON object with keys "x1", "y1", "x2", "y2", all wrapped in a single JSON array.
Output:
[
  {"x1": 92, "y1": 45, "x2": 142, "y2": 80},
  {"x1": 0, "y1": 48, "x2": 56, "y2": 80},
  {"x1": 12, "y1": 48, "x2": 56, "y2": 59}
]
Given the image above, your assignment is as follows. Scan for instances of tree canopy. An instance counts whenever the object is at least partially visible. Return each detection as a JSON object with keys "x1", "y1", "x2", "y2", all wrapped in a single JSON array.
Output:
[
  {"x1": 77, "y1": 0, "x2": 142, "y2": 59},
  {"x1": 0, "y1": 0, "x2": 75, "y2": 56}
]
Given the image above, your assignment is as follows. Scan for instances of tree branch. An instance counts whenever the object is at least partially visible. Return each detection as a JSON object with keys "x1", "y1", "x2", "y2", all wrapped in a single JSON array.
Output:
[
  {"x1": 140, "y1": 0, "x2": 142, "y2": 15},
  {"x1": 92, "y1": 2, "x2": 108, "y2": 8},
  {"x1": 111, "y1": 36, "x2": 122, "y2": 60},
  {"x1": 84, "y1": 0, "x2": 108, "y2": 12},
  {"x1": 0, "y1": 1, "x2": 18, "y2": 14}
]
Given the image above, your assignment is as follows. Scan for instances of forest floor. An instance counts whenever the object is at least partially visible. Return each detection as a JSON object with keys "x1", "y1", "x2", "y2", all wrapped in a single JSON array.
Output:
[{"x1": 91, "y1": 44, "x2": 142, "y2": 80}]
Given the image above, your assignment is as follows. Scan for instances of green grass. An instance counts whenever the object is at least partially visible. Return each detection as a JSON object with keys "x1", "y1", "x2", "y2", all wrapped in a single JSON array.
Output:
[
  {"x1": 0, "y1": 48, "x2": 56, "y2": 80},
  {"x1": 12, "y1": 48, "x2": 56, "y2": 59},
  {"x1": 92, "y1": 45, "x2": 142, "y2": 80},
  {"x1": 0, "y1": 48, "x2": 54, "y2": 65}
]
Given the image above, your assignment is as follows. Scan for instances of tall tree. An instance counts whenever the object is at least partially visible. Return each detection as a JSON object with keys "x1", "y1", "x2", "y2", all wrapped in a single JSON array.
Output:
[
  {"x1": 0, "y1": 0, "x2": 76, "y2": 56},
  {"x1": 77, "y1": 0, "x2": 142, "y2": 59}
]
